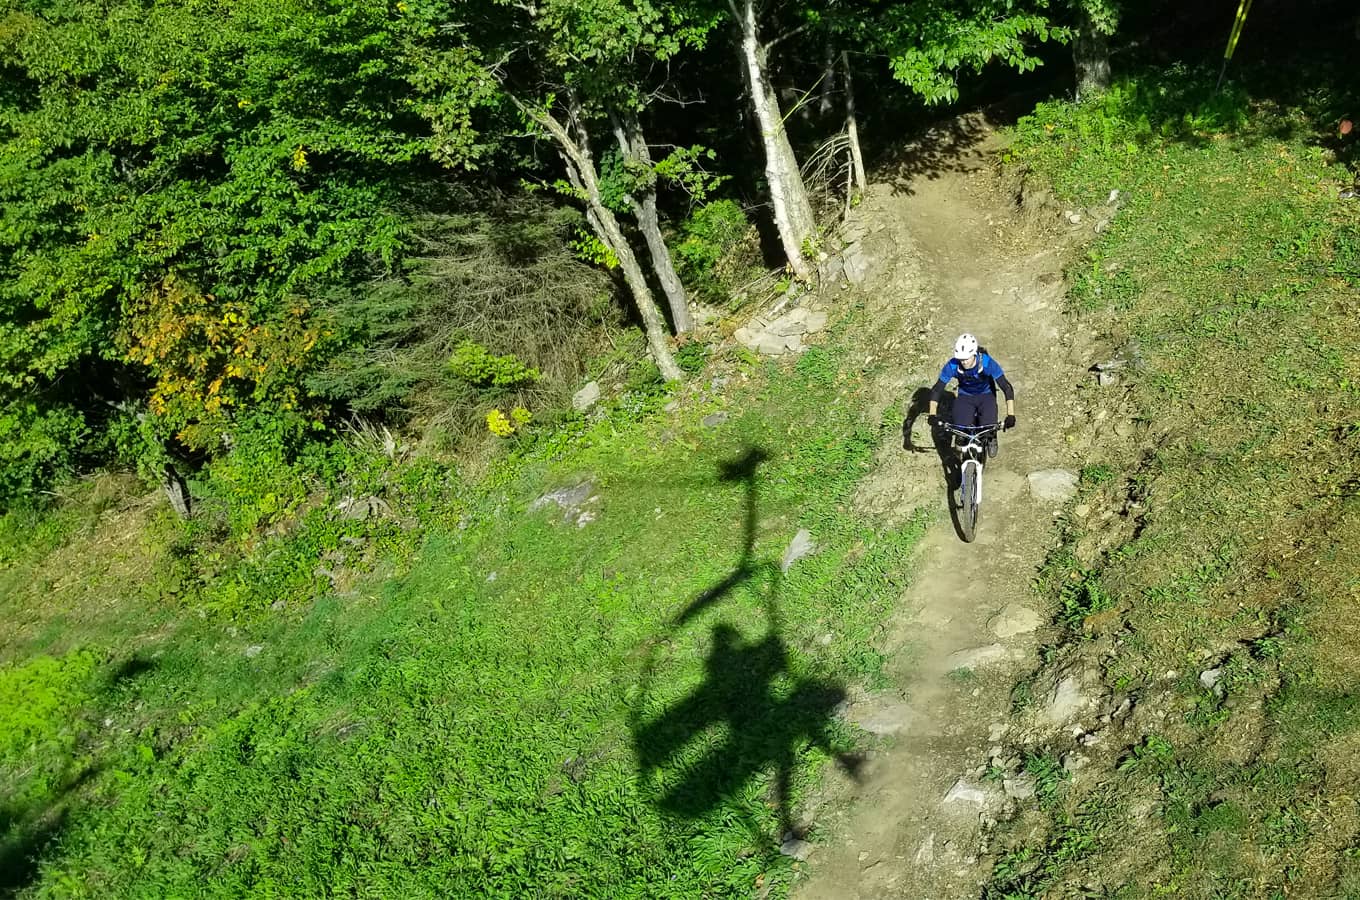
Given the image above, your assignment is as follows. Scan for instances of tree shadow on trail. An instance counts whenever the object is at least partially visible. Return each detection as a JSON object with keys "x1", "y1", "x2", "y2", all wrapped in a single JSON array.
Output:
[
  {"x1": 631, "y1": 446, "x2": 864, "y2": 840},
  {"x1": 878, "y1": 113, "x2": 993, "y2": 197}
]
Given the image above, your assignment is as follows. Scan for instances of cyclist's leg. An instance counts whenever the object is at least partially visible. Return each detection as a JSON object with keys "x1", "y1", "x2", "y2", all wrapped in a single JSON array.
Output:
[
  {"x1": 979, "y1": 392, "x2": 999, "y2": 458},
  {"x1": 953, "y1": 393, "x2": 982, "y2": 428}
]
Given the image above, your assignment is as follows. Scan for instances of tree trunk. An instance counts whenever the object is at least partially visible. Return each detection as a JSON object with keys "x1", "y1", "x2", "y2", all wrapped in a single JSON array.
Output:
[
  {"x1": 817, "y1": 39, "x2": 836, "y2": 118},
  {"x1": 516, "y1": 93, "x2": 683, "y2": 381},
  {"x1": 162, "y1": 462, "x2": 192, "y2": 519},
  {"x1": 734, "y1": 0, "x2": 816, "y2": 281},
  {"x1": 1073, "y1": 10, "x2": 1111, "y2": 101},
  {"x1": 611, "y1": 113, "x2": 693, "y2": 333},
  {"x1": 842, "y1": 51, "x2": 867, "y2": 197}
]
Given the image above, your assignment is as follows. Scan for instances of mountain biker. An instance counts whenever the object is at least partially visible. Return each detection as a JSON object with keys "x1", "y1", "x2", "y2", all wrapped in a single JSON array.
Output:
[{"x1": 927, "y1": 333, "x2": 1016, "y2": 458}]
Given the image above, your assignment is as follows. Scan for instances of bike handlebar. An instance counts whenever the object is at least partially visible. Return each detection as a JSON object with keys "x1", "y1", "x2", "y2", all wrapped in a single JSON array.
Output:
[{"x1": 932, "y1": 420, "x2": 1003, "y2": 436}]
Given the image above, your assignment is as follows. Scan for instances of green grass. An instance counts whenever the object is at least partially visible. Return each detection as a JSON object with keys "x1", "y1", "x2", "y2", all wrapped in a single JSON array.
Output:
[
  {"x1": 988, "y1": 61, "x2": 1360, "y2": 898},
  {"x1": 0, "y1": 324, "x2": 928, "y2": 896}
]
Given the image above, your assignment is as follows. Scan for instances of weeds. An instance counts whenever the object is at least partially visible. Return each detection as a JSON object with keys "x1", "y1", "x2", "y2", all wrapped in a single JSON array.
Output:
[
  {"x1": 0, "y1": 313, "x2": 925, "y2": 897},
  {"x1": 991, "y1": 56, "x2": 1360, "y2": 897}
]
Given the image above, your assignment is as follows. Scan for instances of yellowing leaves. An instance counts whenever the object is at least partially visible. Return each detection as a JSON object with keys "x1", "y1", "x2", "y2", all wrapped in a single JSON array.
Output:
[
  {"x1": 486, "y1": 406, "x2": 531, "y2": 438},
  {"x1": 291, "y1": 145, "x2": 309, "y2": 172},
  {"x1": 121, "y1": 274, "x2": 325, "y2": 449}
]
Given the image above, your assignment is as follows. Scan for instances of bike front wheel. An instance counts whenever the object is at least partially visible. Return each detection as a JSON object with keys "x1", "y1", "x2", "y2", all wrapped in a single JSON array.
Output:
[{"x1": 959, "y1": 459, "x2": 981, "y2": 542}]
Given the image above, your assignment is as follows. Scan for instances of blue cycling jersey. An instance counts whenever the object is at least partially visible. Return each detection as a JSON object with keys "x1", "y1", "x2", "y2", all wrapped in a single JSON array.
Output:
[{"x1": 938, "y1": 353, "x2": 1005, "y2": 396}]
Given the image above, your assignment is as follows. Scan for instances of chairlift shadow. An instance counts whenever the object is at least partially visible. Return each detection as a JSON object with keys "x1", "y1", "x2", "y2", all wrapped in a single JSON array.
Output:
[{"x1": 630, "y1": 446, "x2": 864, "y2": 844}]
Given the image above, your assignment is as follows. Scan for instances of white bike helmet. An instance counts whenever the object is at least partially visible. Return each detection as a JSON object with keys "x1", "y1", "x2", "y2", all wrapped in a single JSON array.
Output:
[{"x1": 954, "y1": 333, "x2": 979, "y2": 360}]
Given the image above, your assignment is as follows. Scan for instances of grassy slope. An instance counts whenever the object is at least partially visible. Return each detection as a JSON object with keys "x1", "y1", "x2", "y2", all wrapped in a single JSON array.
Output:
[
  {"x1": 0, "y1": 311, "x2": 928, "y2": 897},
  {"x1": 987, "y1": 66, "x2": 1360, "y2": 898}
]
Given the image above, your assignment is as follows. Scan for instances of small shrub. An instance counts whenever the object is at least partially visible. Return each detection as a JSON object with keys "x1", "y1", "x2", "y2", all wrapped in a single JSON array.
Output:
[
  {"x1": 676, "y1": 200, "x2": 751, "y2": 302},
  {"x1": 486, "y1": 407, "x2": 531, "y2": 438},
  {"x1": 448, "y1": 341, "x2": 541, "y2": 389},
  {"x1": 675, "y1": 341, "x2": 710, "y2": 376},
  {"x1": 1081, "y1": 463, "x2": 1116, "y2": 485}
]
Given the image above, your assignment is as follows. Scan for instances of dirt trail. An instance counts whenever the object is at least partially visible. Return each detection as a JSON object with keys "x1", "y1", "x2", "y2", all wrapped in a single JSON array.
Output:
[{"x1": 796, "y1": 116, "x2": 1087, "y2": 899}]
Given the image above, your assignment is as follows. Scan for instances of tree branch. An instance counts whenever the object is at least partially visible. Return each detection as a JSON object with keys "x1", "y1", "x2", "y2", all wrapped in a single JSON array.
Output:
[
  {"x1": 503, "y1": 89, "x2": 586, "y2": 175},
  {"x1": 763, "y1": 22, "x2": 810, "y2": 52}
]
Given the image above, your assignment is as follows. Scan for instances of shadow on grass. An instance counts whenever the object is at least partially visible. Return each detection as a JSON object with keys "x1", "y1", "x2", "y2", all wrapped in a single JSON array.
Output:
[
  {"x1": 1, "y1": 649, "x2": 156, "y2": 895},
  {"x1": 0, "y1": 764, "x2": 100, "y2": 895},
  {"x1": 631, "y1": 446, "x2": 864, "y2": 840},
  {"x1": 0, "y1": 807, "x2": 65, "y2": 895}
]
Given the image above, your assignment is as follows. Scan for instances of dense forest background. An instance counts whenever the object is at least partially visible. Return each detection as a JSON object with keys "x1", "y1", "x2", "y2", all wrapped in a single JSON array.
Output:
[{"x1": 8, "y1": 0, "x2": 1349, "y2": 510}]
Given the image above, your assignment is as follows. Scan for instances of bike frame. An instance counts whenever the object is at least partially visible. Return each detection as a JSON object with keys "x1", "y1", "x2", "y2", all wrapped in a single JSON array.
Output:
[{"x1": 937, "y1": 421, "x2": 1002, "y2": 532}]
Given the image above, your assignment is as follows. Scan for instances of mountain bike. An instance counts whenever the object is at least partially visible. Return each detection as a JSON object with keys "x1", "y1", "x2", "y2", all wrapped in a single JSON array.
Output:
[{"x1": 934, "y1": 421, "x2": 1003, "y2": 543}]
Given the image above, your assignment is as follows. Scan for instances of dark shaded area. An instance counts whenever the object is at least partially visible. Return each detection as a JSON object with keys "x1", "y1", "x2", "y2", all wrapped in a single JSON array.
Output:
[
  {"x1": 879, "y1": 113, "x2": 992, "y2": 197},
  {"x1": 635, "y1": 624, "x2": 859, "y2": 834},
  {"x1": 673, "y1": 447, "x2": 766, "y2": 627},
  {"x1": 631, "y1": 447, "x2": 863, "y2": 840},
  {"x1": 0, "y1": 766, "x2": 98, "y2": 896},
  {"x1": 0, "y1": 805, "x2": 66, "y2": 896},
  {"x1": 108, "y1": 652, "x2": 158, "y2": 685},
  {"x1": 0, "y1": 651, "x2": 157, "y2": 896}
]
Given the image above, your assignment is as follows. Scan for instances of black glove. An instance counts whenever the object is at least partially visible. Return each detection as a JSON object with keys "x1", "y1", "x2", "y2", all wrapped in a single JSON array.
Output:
[{"x1": 1004, "y1": 414, "x2": 1016, "y2": 431}]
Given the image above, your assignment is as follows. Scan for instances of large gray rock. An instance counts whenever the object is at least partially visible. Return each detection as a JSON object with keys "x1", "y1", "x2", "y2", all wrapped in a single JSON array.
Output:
[
  {"x1": 754, "y1": 332, "x2": 789, "y2": 356},
  {"x1": 1003, "y1": 773, "x2": 1037, "y2": 800},
  {"x1": 804, "y1": 310, "x2": 829, "y2": 334},
  {"x1": 336, "y1": 495, "x2": 391, "y2": 520},
  {"x1": 843, "y1": 242, "x2": 872, "y2": 284},
  {"x1": 780, "y1": 837, "x2": 813, "y2": 860},
  {"x1": 530, "y1": 481, "x2": 599, "y2": 527},
  {"x1": 1027, "y1": 469, "x2": 1079, "y2": 502},
  {"x1": 914, "y1": 833, "x2": 936, "y2": 865},
  {"x1": 1043, "y1": 673, "x2": 1089, "y2": 725},
  {"x1": 572, "y1": 381, "x2": 601, "y2": 412},
  {"x1": 943, "y1": 778, "x2": 992, "y2": 806},
  {"x1": 851, "y1": 700, "x2": 914, "y2": 736},
  {"x1": 947, "y1": 643, "x2": 1010, "y2": 671},
  {"x1": 989, "y1": 603, "x2": 1044, "y2": 639}
]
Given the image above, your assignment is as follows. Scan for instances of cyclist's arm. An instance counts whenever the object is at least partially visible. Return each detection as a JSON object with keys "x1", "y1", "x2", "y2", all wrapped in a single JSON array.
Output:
[
  {"x1": 927, "y1": 379, "x2": 949, "y2": 417},
  {"x1": 927, "y1": 360, "x2": 956, "y2": 417},
  {"x1": 995, "y1": 372, "x2": 1016, "y2": 420}
]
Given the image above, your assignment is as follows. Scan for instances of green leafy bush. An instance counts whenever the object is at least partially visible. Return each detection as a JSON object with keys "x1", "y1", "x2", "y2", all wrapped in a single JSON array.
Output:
[
  {"x1": 675, "y1": 341, "x2": 710, "y2": 376},
  {"x1": 448, "y1": 341, "x2": 542, "y2": 389},
  {"x1": 676, "y1": 200, "x2": 751, "y2": 302},
  {"x1": 0, "y1": 401, "x2": 86, "y2": 500}
]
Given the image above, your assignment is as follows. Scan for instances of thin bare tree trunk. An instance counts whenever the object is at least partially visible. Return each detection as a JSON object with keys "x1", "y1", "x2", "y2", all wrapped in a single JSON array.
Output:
[
  {"x1": 1073, "y1": 9, "x2": 1111, "y2": 100},
  {"x1": 818, "y1": 39, "x2": 836, "y2": 118},
  {"x1": 611, "y1": 113, "x2": 693, "y2": 333},
  {"x1": 842, "y1": 51, "x2": 867, "y2": 196},
  {"x1": 733, "y1": 0, "x2": 816, "y2": 281},
  {"x1": 162, "y1": 462, "x2": 192, "y2": 519},
  {"x1": 510, "y1": 92, "x2": 683, "y2": 381}
]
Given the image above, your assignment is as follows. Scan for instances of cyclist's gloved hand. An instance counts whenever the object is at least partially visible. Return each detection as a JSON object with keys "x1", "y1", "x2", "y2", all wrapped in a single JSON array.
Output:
[{"x1": 1004, "y1": 414, "x2": 1016, "y2": 431}]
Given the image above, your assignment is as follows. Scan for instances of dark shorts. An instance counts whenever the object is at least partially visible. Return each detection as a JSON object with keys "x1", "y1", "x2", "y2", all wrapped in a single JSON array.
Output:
[{"x1": 953, "y1": 392, "x2": 997, "y2": 429}]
